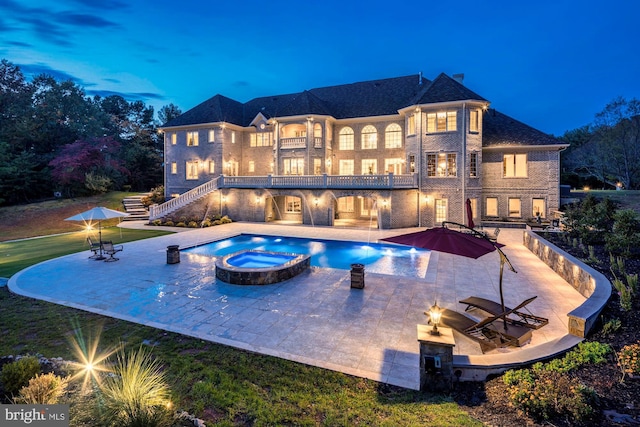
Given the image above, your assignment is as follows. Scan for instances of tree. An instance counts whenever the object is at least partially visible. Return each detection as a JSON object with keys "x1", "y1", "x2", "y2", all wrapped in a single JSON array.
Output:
[{"x1": 157, "y1": 103, "x2": 182, "y2": 126}]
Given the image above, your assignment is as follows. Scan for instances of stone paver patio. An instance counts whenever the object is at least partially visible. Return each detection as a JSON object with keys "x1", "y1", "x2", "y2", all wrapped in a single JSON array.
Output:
[{"x1": 9, "y1": 222, "x2": 586, "y2": 390}]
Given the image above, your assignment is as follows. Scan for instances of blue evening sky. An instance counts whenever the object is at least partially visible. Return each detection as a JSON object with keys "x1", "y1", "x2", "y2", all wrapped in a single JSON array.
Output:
[{"x1": 1, "y1": 0, "x2": 638, "y2": 136}]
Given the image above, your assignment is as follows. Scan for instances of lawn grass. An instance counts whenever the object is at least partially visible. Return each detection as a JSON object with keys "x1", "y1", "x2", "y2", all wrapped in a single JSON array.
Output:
[
  {"x1": 0, "y1": 287, "x2": 481, "y2": 426},
  {"x1": 0, "y1": 193, "x2": 483, "y2": 426},
  {"x1": 0, "y1": 227, "x2": 171, "y2": 277}
]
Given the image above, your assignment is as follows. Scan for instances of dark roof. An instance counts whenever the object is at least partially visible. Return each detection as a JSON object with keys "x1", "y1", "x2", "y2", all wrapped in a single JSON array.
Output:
[
  {"x1": 483, "y1": 109, "x2": 565, "y2": 147},
  {"x1": 414, "y1": 73, "x2": 487, "y2": 104},
  {"x1": 164, "y1": 74, "x2": 437, "y2": 127}
]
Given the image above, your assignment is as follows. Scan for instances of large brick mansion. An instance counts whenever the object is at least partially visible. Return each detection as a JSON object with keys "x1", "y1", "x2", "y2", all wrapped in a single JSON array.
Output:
[{"x1": 155, "y1": 72, "x2": 567, "y2": 229}]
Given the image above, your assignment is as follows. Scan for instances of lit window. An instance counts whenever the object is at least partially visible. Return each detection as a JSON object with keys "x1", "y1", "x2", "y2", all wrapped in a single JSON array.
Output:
[
  {"x1": 486, "y1": 197, "x2": 498, "y2": 216},
  {"x1": 384, "y1": 158, "x2": 403, "y2": 174},
  {"x1": 435, "y1": 199, "x2": 448, "y2": 224},
  {"x1": 208, "y1": 161, "x2": 215, "y2": 174},
  {"x1": 186, "y1": 161, "x2": 198, "y2": 180},
  {"x1": 385, "y1": 123, "x2": 402, "y2": 148},
  {"x1": 407, "y1": 114, "x2": 416, "y2": 135},
  {"x1": 427, "y1": 111, "x2": 457, "y2": 133},
  {"x1": 469, "y1": 110, "x2": 479, "y2": 133},
  {"x1": 285, "y1": 196, "x2": 301, "y2": 213},
  {"x1": 362, "y1": 159, "x2": 377, "y2": 174},
  {"x1": 208, "y1": 129, "x2": 215, "y2": 143},
  {"x1": 231, "y1": 131, "x2": 236, "y2": 144},
  {"x1": 503, "y1": 154, "x2": 527, "y2": 177},
  {"x1": 248, "y1": 161, "x2": 255, "y2": 173},
  {"x1": 509, "y1": 198, "x2": 521, "y2": 217},
  {"x1": 338, "y1": 196, "x2": 355, "y2": 212},
  {"x1": 314, "y1": 158, "x2": 321, "y2": 175},
  {"x1": 339, "y1": 159, "x2": 354, "y2": 175},
  {"x1": 469, "y1": 198, "x2": 478, "y2": 221},
  {"x1": 339, "y1": 127, "x2": 354, "y2": 150},
  {"x1": 361, "y1": 125, "x2": 377, "y2": 149},
  {"x1": 283, "y1": 158, "x2": 304, "y2": 175},
  {"x1": 170, "y1": 133, "x2": 177, "y2": 145},
  {"x1": 427, "y1": 153, "x2": 456, "y2": 177},
  {"x1": 533, "y1": 198, "x2": 546, "y2": 218},
  {"x1": 470, "y1": 153, "x2": 478, "y2": 177},
  {"x1": 186, "y1": 131, "x2": 199, "y2": 146},
  {"x1": 409, "y1": 155, "x2": 415, "y2": 173},
  {"x1": 250, "y1": 132, "x2": 273, "y2": 147},
  {"x1": 170, "y1": 162, "x2": 177, "y2": 174}
]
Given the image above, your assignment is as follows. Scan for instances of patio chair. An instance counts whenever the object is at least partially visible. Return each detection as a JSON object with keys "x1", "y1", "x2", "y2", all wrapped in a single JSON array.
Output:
[
  {"x1": 102, "y1": 241, "x2": 123, "y2": 262},
  {"x1": 485, "y1": 227, "x2": 500, "y2": 242},
  {"x1": 86, "y1": 237, "x2": 102, "y2": 259},
  {"x1": 438, "y1": 308, "x2": 533, "y2": 353},
  {"x1": 459, "y1": 296, "x2": 549, "y2": 329}
]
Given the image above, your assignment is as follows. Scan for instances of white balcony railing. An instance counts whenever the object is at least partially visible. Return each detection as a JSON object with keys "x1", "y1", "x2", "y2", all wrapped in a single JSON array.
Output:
[
  {"x1": 280, "y1": 137, "x2": 306, "y2": 149},
  {"x1": 219, "y1": 173, "x2": 418, "y2": 189}
]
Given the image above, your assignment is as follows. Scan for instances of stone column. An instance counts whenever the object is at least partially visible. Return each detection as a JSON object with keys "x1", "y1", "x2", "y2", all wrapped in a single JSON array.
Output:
[{"x1": 417, "y1": 325, "x2": 455, "y2": 392}]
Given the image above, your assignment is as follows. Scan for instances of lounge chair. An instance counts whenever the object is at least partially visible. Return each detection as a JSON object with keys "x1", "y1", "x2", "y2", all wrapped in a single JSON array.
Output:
[
  {"x1": 459, "y1": 296, "x2": 549, "y2": 329},
  {"x1": 87, "y1": 237, "x2": 102, "y2": 259},
  {"x1": 485, "y1": 227, "x2": 500, "y2": 242},
  {"x1": 102, "y1": 241, "x2": 123, "y2": 262},
  {"x1": 437, "y1": 307, "x2": 534, "y2": 353}
]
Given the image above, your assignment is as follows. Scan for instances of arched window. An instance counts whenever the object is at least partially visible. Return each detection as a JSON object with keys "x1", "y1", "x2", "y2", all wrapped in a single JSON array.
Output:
[
  {"x1": 361, "y1": 125, "x2": 377, "y2": 149},
  {"x1": 339, "y1": 127, "x2": 354, "y2": 150},
  {"x1": 385, "y1": 123, "x2": 402, "y2": 148}
]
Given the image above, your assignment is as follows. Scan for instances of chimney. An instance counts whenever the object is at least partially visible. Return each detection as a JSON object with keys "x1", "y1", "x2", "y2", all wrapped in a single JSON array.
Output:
[
  {"x1": 452, "y1": 73, "x2": 464, "y2": 84},
  {"x1": 419, "y1": 71, "x2": 423, "y2": 85}
]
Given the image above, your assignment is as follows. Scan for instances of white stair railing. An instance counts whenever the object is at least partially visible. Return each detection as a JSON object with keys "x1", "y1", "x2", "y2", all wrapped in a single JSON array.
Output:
[{"x1": 149, "y1": 178, "x2": 220, "y2": 220}]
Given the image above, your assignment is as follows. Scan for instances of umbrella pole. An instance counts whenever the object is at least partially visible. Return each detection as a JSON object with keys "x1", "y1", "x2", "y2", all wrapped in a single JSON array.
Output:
[
  {"x1": 499, "y1": 250, "x2": 507, "y2": 330},
  {"x1": 96, "y1": 221, "x2": 105, "y2": 260}
]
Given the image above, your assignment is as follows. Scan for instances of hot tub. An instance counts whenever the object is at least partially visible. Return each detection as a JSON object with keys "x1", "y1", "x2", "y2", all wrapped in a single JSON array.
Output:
[{"x1": 215, "y1": 250, "x2": 310, "y2": 285}]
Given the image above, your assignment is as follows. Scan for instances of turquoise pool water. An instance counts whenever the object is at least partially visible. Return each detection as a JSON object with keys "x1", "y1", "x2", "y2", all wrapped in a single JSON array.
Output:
[
  {"x1": 182, "y1": 234, "x2": 430, "y2": 278},
  {"x1": 227, "y1": 251, "x2": 297, "y2": 268}
]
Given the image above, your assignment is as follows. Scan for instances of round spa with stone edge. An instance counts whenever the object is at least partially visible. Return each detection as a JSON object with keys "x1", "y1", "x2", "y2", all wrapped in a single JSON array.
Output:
[{"x1": 215, "y1": 250, "x2": 311, "y2": 285}]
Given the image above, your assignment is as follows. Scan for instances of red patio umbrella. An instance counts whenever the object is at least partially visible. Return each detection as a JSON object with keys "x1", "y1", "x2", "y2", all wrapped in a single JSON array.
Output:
[
  {"x1": 466, "y1": 198, "x2": 475, "y2": 229},
  {"x1": 382, "y1": 221, "x2": 516, "y2": 329}
]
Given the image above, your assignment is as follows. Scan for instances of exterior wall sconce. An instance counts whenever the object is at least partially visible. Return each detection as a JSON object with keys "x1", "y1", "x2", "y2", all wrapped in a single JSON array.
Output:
[
  {"x1": 221, "y1": 196, "x2": 227, "y2": 203},
  {"x1": 314, "y1": 198, "x2": 319, "y2": 207},
  {"x1": 382, "y1": 199, "x2": 388, "y2": 208},
  {"x1": 256, "y1": 196, "x2": 261, "y2": 203},
  {"x1": 428, "y1": 302, "x2": 442, "y2": 336},
  {"x1": 424, "y1": 195, "x2": 432, "y2": 204}
]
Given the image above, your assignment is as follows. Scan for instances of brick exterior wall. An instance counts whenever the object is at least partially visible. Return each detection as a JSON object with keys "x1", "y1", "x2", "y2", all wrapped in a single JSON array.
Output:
[{"x1": 162, "y1": 102, "x2": 563, "y2": 229}]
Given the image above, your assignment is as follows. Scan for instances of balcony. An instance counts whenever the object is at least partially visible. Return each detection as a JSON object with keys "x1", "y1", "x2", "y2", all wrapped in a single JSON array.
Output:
[
  {"x1": 219, "y1": 173, "x2": 418, "y2": 189},
  {"x1": 280, "y1": 137, "x2": 306, "y2": 149}
]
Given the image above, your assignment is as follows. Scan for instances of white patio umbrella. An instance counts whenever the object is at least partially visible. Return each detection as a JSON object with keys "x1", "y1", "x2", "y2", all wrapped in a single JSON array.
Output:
[{"x1": 65, "y1": 207, "x2": 129, "y2": 259}]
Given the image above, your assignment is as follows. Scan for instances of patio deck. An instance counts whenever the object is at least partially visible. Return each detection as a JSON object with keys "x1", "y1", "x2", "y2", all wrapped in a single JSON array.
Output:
[{"x1": 8, "y1": 222, "x2": 586, "y2": 390}]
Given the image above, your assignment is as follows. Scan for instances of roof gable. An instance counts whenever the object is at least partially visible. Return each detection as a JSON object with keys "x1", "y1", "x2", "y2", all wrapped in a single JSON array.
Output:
[
  {"x1": 163, "y1": 94, "x2": 243, "y2": 127},
  {"x1": 414, "y1": 73, "x2": 487, "y2": 105}
]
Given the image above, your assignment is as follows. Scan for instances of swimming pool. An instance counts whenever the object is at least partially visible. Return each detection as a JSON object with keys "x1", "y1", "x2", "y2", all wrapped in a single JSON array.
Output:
[{"x1": 182, "y1": 234, "x2": 430, "y2": 278}]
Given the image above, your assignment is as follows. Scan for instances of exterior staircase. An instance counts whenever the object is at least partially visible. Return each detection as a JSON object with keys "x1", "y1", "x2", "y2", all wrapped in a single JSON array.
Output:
[
  {"x1": 122, "y1": 194, "x2": 150, "y2": 221},
  {"x1": 149, "y1": 178, "x2": 220, "y2": 221}
]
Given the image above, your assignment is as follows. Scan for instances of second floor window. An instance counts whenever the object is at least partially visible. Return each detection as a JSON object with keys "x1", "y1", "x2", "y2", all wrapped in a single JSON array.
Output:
[
  {"x1": 339, "y1": 127, "x2": 354, "y2": 150},
  {"x1": 503, "y1": 153, "x2": 527, "y2": 177},
  {"x1": 427, "y1": 153, "x2": 457, "y2": 177},
  {"x1": 427, "y1": 111, "x2": 457, "y2": 133},
  {"x1": 208, "y1": 161, "x2": 215, "y2": 174},
  {"x1": 469, "y1": 110, "x2": 479, "y2": 132},
  {"x1": 170, "y1": 162, "x2": 177, "y2": 174},
  {"x1": 283, "y1": 158, "x2": 304, "y2": 175},
  {"x1": 385, "y1": 123, "x2": 402, "y2": 148},
  {"x1": 187, "y1": 131, "x2": 198, "y2": 146},
  {"x1": 248, "y1": 161, "x2": 255, "y2": 173},
  {"x1": 250, "y1": 132, "x2": 273, "y2": 147},
  {"x1": 339, "y1": 159, "x2": 354, "y2": 175},
  {"x1": 170, "y1": 133, "x2": 177, "y2": 145},
  {"x1": 407, "y1": 114, "x2": 416, "y2": 135},
  {"x1": 208, "y1": 129, "x2": 215, "y2": 143},
  {"x1": 362, "y1": 159, "x2": 377, "y2": 174},
  {"x1": 385, "y1": 158, "x2": 403, "y2": 174},
  {"x1": 361, "y1": 125, "x2": 377, "y2": 149}
]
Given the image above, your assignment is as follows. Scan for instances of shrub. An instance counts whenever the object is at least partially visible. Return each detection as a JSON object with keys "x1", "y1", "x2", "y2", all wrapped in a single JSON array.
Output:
[
  {"x1": 1, "y1": 356, "x2": 41, "y2": 397},
  {"x1": 506, "y1": 370, "x2": 597, "y2": 423},
  {"x1": 220, "y1": 215, "x2": 232, "y2": 224},
  {"x1": 201, "y1": 219, "x2": 212, "y2": 227},
  {"x1": 605, "y1": 209, "x2": 640, "y2": 257},
  {"x1": 163, "y1": 220, "x2": 174, "y2": 227},
  {"x1": 618, "y1": 342, "x2": 640, "y2": 378},
  {"x1": 141, "y1": 186, "x2": 165, "y2": 207},
  {"x1": 175, "y1": 222, "x2": 186, "y2": 227},
  {"x1": 84, "y1": 172, "x2": 112, "y2": 194},
  {"x1": 601, "y1": 317, "x2": 622, "y2": 335},
  {"x1": 151, "y1": 219, "x2": 162, "y2": 226},
  {"x1": 99, "y1": 347, "x2": 173, "y2": 427},
  {"x1": 187, "y1": 221, "x2": 198, "y2": 228},
  {"x1": 16, "y1": 373, "x2": 69, "y2": 404},
  {"x1": 537, "y1": 341, "x2": 611, "y2": 373}
]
